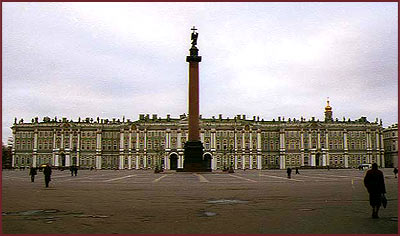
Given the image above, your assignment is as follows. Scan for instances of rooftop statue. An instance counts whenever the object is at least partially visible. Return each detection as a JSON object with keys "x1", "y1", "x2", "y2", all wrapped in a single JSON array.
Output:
[{"x1": 191, "y1": 26, "x2": 198, "y2": 47}]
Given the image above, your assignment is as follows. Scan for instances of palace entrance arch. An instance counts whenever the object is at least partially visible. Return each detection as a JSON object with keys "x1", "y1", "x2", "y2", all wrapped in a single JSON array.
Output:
[
  {"x1": 203, "y1": 153, "x2": 212, "y2": 170},
  {"x1": 169, "y1": 154, "x2": 178, "y2": 170},
  {"x1": 60, "y1": 153, "x2": 66, "y2": 166}
]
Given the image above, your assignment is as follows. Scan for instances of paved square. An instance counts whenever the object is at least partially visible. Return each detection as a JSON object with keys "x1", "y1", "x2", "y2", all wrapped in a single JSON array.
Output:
[{"x1": 1, "y1": 168, "x2": 398, "y2": 234}]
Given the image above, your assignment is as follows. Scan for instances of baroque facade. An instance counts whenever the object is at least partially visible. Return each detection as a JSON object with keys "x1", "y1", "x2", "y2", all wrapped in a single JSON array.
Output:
[
  {"x1": 383, "y1": 123, "x2": 398, "y2": 168},
  {"x1": 11, "y1": 102, "x2": 387, "y2": 170}
]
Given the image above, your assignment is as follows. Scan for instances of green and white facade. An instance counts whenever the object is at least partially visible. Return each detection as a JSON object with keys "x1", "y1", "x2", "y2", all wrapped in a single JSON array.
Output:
[{"x1": 11, "y1": 103, "x2": 389, "y2": 170}]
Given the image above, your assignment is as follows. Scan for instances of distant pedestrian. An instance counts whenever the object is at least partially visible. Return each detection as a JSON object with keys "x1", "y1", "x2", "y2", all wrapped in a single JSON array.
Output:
[
  {"x1": 29, "y1": 166, "x2": 37, "y2": 182},
  {"x1": 364, "y1": 163, "x2": 386, "y2": 218},
  {"x1": 393, "y1": 167, "x2": 398, "y2": 178},
  {"x1": 295, "y1": 167, "x2": 300, "y2": 174},
  {"x1": 70, "y1": 166, "x2": 74, "y2": 176},
  {"x1": 73, "y1": 166, "x2": 78, "y2": 176},
  {"x1": 287, "y1": 168, "x2": 292, "y2": 179},
  {"x1": 327, "y1": 165, "x2": 330, "y2": 171},
  {"x1": 43, "y1": 164, "x2": 52, "y2": 188}
]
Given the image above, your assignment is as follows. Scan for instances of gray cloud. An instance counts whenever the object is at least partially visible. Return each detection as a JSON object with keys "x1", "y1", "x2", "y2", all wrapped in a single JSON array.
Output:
[{"x1": 2, "y1": 2, "x2": 398, "y2": 143}]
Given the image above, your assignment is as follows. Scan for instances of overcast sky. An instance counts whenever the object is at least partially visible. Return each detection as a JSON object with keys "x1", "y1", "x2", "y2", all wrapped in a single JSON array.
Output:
[{"x1": 2, "y1": 2, "x2": 398, "y2": 144}]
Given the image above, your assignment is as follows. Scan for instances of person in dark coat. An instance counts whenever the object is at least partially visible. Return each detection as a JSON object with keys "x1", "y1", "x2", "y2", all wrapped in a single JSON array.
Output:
[
  {"x1": 364, "y1": 163, "x2": 386, "y2": 218},
  {"x1": 43, "y1": 164, "x2": 52, "y2": 188},
  {"x1": 70, "y1": 166, "x2": 74, "y2": 176},
  {"x1": 287, "y1": 168, "x2": 292, "y2": 179},
  {"x1": 393, "y1": 167, "x2": 398, "y2": 178},
  {"x1": 73, "y1": 166, "x2": 78, "y2": 176},
  {"x1": 29, "y1": 166, "x2": 37, "y2": 182},
  {"x1": 295, "y1": 167, "x2": 300, "y2": 174}
]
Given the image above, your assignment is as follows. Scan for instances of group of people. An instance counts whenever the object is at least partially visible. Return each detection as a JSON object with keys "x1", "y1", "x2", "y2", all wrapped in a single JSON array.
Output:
[
  {"x1": 29, "y1": 164, "x2": 52, "y2": 187},
  {"x1": 28, "y1": 162, "x2": 394, "y2": 219},
  {"x1": 286, "y1": 167, "x2": 300, "y2": 179},
  {"x1": 29, "y1": 164, "x2": 79, "y2": 188}
]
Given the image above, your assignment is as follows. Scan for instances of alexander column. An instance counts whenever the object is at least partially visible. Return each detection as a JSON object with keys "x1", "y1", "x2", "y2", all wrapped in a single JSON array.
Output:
[{"x1": 183, "y1": 27, "x2": 210, "y2": 172}]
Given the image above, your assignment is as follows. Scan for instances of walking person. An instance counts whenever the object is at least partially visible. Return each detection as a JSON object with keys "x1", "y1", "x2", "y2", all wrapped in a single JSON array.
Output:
[
  {"x1": 364, "y1": 163, "x2": 386, "y2": 218},
  {"x1": 43, "y1": 164, "x2": 52, "y2": 188},
  {"x1": 70, "y1": 165, "x2": 74, "y2": 176},
  {"x1": 29, "y1": 166, "x2": 37, "y2": 182},
  {"x1": 73, "y1": 166, "x2": 78, "y2": 176},
  {"x1": 287, "y1": 167, "x2": 292, "y2": 179},
  {"x1": 393, "y1": 167, "x2": 398, "y2": 178},
  {"x1": 295, "y1": 167, "x2": 300, "y2": 174}
]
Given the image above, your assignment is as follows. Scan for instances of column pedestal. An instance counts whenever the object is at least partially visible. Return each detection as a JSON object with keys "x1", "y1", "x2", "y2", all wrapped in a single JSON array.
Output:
[{"x1": 180, "y1": 141, "x2": 211, "y2": 172}]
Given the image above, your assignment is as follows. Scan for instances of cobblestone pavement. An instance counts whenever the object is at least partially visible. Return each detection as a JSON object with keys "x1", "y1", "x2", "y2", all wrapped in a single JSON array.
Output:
[{"x1": 1, "y1": 168, "x2": 398, "y2": 234}]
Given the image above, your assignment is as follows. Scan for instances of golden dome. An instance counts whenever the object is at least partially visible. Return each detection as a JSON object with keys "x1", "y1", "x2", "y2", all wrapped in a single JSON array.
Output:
[{"x1": 325, "y1": 99, "x2": 332, "y2": 111}]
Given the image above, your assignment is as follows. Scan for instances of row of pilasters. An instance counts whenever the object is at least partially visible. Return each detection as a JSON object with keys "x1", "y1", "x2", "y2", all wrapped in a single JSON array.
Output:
[{"x1": 13, "y1": 125, "x2": 387, "y2": 169}]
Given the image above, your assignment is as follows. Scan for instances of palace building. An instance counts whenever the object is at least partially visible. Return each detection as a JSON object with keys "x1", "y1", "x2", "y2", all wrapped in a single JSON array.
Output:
[
  {"x1": 11, "y1": 101, "x2": 388, "y2": 170},
  {"x1": 383, "y1": 123, "x2": 398, "y2": 168}
]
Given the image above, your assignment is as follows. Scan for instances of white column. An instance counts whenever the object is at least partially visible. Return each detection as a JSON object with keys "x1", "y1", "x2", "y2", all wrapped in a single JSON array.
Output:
[
  {"x1": 96, "y1": 155, "x2": 101, "y2": 169},
  {"x1": 144, "y1": 130, "x2": 147, "y2": 151},
  {"x1": 32, "y1": 155, "x2": 37, "y2": 167},
  {"x1": 136, "y1": 156, "x2": 139, "y2": 169},
  {"x1": 77, "y1": 131, "x2": 81, "y2": 166},
  {"x1": 211, "y1": 156, "x2": 215, "y2": 170},
  {"x1": 234, "y1": 154, "x2": 238, "y2": 169},
  {"x1": 178, "y1": 155, "x2": 183, "y2": 168},
  {"x1": 325, "y1": 131, "x2": 329, "y2": 166},
  {"x1": 65, "y1": 154, "x2": 71, "y2": 166},
  {"x1": 257, "y1": 131, "x2": 261, "y2": 151},
  {"x1": 344, "y1": 131, "x2": 348, "y2": 150},
  {"x1": 164, "y1": 156, "x2": 168, "y2": 169},
  {"x1": 69, "y1": 131, "x2": 73, "y2": 151},
  {"x1": 301, "y1": 131, "x2": 305, "y2": 166},
  {"x1": 54, "y1": 154, "x2": 59, "y2": 166},
  {"x1": 322, "y1": 154, "x2": 327, "y2": 166},
  {"x1": 144, "y1": 155, "x2": 147, "y2": 168},
  {"x1": 280, "y1": 155, "x2": 285, "y2": 169},
  {"x1": 249, "y1": 132, "x2": 252, "y2": 151},
  {"x1": 317, "y1": 131, "x2": 321, "y2": 150},
  {"x1": 249, "y1": 155, "x2": 253, "y2": 169},
  {"x1": 344, "y1": 155, "x2": 349, "y2": 168},
  {"x1": 128, "y1": 156, "x2": 132, "y2": 169},
  {"x1": 119, "y1": 130, "x2": 124, "y2": 169},
  {"x1": 96, "y1": 131, "x2": 102, "y2": 151},
  {"x1": 33, "y1": 130, "x2": 38, "y2": 152},
  {"x1": 96, "y1": 130, "x2": 102, "y2": 169},
  {"x1": 53, "y1": 130, "x2": 57, "y2": 150},
  {"x1": 310, "y1": 154, "x2": 316, "y2": 167},
  {"x1": 129, "y1": 131, "x2": 132, "y2": 150},
  {"x1": 165, "y1": 130, "x2": 170, "y2": 149},
  {"x1": 177, "y1": 131, "x2": 182, "y2": 150},
  {"x1": 11, "y1": 130, "x2": 16, "y2": 168},
  {"x1": 212, "y1": 130, "x2": 217, "y2": 150},
  {"x1": 200, "y1": 131, "x2": 204, "y2": 143},
  {"x1": 242, "y1": 155, "x2": 245, "y2": 169},
  {"x1": 120, "y1": 130, "x2": 124, "y2": 151},
  {"x1": 242, "y1": 131, "x2": 245, "y2": 150},
  {"x1": 136, "y1": 131, "x2": 139, "y2": 151},
  {"x1": 61, "y1": 130, "x2": 64, "y2": 149},
  {"x1": 325, "y1": 131, "x2": 329, "y2": 149},
  {"x1": 119, "y1": 156, "x2": 124, "y2": 169},
  {"x1": 257, "y1": 155, "x2": 261, "y2": 170}
]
